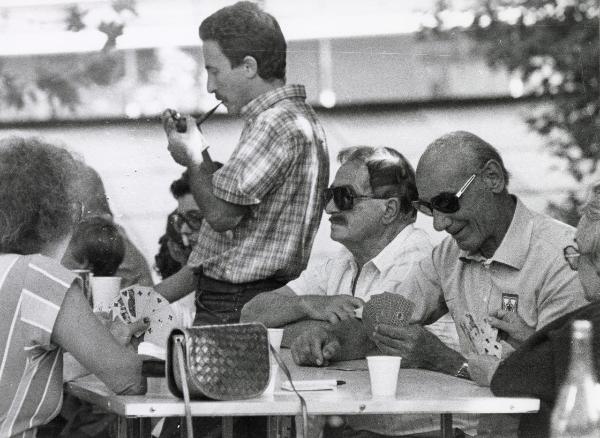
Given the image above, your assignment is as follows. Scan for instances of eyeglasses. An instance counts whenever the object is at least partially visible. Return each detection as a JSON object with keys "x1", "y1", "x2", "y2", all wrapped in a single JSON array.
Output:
[
  {"x1": 412, "y1": 173, "x2": 477, "y2": 217},
  {"x1": 563, "y1": 245, "x2": 581, "y2": 271},
  {"x1": 323, "y1": 185, "x2": 383, "y2": 211},
  {"x1": 170, "y1": 210, "x2": 203, "y2": 233}
]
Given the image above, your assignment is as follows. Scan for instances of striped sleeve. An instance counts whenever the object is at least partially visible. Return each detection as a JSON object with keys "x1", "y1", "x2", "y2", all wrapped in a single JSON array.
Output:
[{"x1": 19, "y1": 255, "x2": 77, "y2": 348}]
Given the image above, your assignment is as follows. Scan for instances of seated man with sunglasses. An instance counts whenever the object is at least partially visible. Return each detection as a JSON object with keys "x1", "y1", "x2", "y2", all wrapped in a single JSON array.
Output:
[
  {"x1": 241, "y1": 145, "x2": 433, "y2": 330},
  {"x1": 292, "y1": 131, "x2": 587, "y2": 437},
  {"x1": 243, "y1": 145, "x2": 464, "y2": 437}
]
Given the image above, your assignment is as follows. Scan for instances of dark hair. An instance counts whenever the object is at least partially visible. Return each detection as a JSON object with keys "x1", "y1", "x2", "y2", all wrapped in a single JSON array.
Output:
[
  {"x1": 199, "y1": 1, "x2": 286, "y2": 81},
  {"x1": 337, "y1": 146, "x2": 418, "y2": 219},
  {"x1": 429, "y1": 131, "x2": 511, "y2": 186},
  {"x1": 74, "y1": 162, "x2": 113, "y2": 217},
  {"x1": 170, "y1": 171, "x2": 191, "y2": 199},
  {"x1": 154, "y1": 234, "x2": 183, "y2": 279},
  {"x1": 69, "y1": 216, "x2": 125, "y2": 276},
  {"x1": 0, "y1": 136, "x2": 80, "y2": 254}
]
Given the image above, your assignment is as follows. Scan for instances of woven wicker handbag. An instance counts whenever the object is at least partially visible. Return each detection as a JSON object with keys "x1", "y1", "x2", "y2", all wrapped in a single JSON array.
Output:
[
  {"x1": 166, "y1": 322, "x2": 308, "y2": 438},
  {"x1": 166, "y1": 323, "x2": 270, "y2": 401}
]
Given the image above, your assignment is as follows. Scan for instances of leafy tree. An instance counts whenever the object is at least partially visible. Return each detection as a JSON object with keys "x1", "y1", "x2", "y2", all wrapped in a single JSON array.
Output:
[
  {"x1": 425, "y1": 0, "x2": 599, "y2": 225},
  {"x1": 0, "y1": 1, "x2": 136, "y2": 116}
]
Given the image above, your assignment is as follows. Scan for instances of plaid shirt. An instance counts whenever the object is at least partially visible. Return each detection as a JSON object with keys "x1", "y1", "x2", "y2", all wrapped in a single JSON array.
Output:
[{"x1": 187, "y1": 84, "x2": 329, "y2": 283}]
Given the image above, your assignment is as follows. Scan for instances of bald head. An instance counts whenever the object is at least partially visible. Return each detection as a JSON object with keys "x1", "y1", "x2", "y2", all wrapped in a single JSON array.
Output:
[{"x1": 417, "y1": 131, "x2": 510, "y2": 185}]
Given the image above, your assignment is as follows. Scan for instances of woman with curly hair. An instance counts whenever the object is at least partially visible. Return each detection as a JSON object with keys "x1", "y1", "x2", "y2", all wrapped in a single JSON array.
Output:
[{"x1": 0, "y1": 136, "x2": 147, "y2": 438}]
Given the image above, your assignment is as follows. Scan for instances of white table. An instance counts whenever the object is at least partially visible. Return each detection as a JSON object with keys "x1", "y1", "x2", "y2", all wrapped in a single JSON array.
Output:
[{"x1": 66, "y1": 351, "x2": 539, "y2": 438}]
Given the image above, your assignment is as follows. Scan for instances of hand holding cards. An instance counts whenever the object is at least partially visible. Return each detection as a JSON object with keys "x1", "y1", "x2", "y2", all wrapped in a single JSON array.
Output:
[
  {"x1": 111, "y1": 285, "x2": 178, "y2": 348},
  {"x1": 362, "y1": 292, "x2": 415, "y2": 337},
  {"x1": 459, "y1": 313, "x2": 502, "y2": 359}
]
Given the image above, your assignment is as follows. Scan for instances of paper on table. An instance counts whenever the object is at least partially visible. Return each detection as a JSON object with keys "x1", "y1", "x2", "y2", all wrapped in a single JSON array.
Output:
[
  {"x1": 138, "y1": 341, "x2": 166, "y2": 361},
  {"x1": 281, "y1": 379, "x2": 339, "y2": 391}
]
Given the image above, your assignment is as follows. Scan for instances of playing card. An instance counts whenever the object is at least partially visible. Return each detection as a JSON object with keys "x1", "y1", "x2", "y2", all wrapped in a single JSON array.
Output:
[
  {"x1": 133, "y1": 285, "x2": 155, "y2": 317},
  {"x1": 362, "y1": 292, "x2": 415, "y2": 337},
  {"x1": 145, "y1": 305, "x2": 176, "y2": 347},
  {"x1": 111, "y1": 296, "x2": 133, "y2": 324},
  {"x1": 122, "y1": 287, "x2": 138, "y2": 320},
  {"x1": 459, "y1": 314, "x2": 502, "y2": 359}
]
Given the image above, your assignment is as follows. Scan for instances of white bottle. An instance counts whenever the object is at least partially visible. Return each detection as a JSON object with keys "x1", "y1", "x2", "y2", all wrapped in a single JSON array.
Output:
[{"x1": 550, "y1": 320, "x2": 600, "y2": 437}]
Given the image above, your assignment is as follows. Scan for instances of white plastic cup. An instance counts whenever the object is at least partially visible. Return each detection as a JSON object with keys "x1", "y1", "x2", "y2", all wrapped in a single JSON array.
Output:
[
  {"x1": 267, "y1": 328, "x2": 284, "y2": 353},
  {"x1": 265, "y1": 328, "x2": 285, "y2": 395},
  {"x1": 91, "y1": 276, "x2": 121, "y2": 313},
  {"x1": 367, "y1": 355, "x2": 402, "y2": 397}
]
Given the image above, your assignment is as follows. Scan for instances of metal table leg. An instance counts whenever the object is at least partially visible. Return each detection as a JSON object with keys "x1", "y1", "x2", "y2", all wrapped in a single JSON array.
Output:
[
  {"x1": 222, "y1": 417, "x2": 234, "y2": 438},
  {"x1": 440, "y1": 413, "x2": 454, "y2": 438}
]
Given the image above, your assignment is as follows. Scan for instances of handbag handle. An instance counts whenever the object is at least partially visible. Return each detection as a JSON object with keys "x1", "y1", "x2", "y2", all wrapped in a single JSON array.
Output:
[
  {"x1": 173, "y1": 334, "x2": 306, "y2": 438},
  {"x1": 174, "y1": 335, "x2": 194, "y2": 438},
  {"x1": 270, "y1": 345, "x2": 307, "y2": 438}
]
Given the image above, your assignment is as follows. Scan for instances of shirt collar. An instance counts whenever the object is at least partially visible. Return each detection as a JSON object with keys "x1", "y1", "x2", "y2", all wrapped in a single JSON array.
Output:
[
  {"x1": 240, "y1": 84, "x2": 306, "y2": 121},
  {"x1": 459, "y1": 197, "x2": 533, "y2": 269},
  {"x1": 369, "y1": 224, "x2": 419, "y2": 272}
]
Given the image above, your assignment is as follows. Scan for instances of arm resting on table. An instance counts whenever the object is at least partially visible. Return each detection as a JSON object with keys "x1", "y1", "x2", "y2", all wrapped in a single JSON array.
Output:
[
  {"x1": 241, "y1": 286, "x2": 307, "y2": 326},
  {"x1": 52, "y1": 284, "x2": 145, "y2": 395}
]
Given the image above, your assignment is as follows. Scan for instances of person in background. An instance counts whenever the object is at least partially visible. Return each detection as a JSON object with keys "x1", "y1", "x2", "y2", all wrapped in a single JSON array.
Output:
[
  {"x1": 64, "y1": 215, "x2": 125, "y2": 276},
  {"x1": 491, "y1": 182, "x2": 600, "y2": 437},
  {"x1": 158, "y1": 1, "x2": 329, "y2": 324},
  {"x1": 63, "y1": 160, "x2": 153, "y2": 288},
  {"x1": 242, "y1": 146, "x2": 465, "y2": 437},
  {"x1": 292, "y1": 131, "x2": 587, "y2": 437},
  {"x1": 0, "y1": 136, "x2": 147, "y2": 438}
]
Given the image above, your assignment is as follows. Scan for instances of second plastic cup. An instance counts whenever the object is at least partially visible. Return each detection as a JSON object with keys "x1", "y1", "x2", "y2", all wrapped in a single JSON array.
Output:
[
  {"x1": 265, "y1": 328, "x2": 285, "y2": 395},
  {"x1": 366, "y1": 355, "x2": 402, "y2": 397},
  {"x1": 91, "y1": 276, "x2": 121, "y2": 313}
]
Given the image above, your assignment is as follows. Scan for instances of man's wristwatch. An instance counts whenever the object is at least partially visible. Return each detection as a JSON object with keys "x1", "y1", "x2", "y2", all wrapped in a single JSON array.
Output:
[{"x1": 455, "y1": 361, "x2": 471, "y2": 380}]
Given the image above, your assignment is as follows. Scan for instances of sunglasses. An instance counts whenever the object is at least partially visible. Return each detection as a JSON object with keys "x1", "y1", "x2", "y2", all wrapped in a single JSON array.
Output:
[
  {"x1": 563, "y1": 245, "x2": 581, "y2": 271},
  {"x1": 412, "y1": 173, "x2": 477, "y2": 217},
  {"x1": 323, "y1": 185, "x2": 383, "y2": 211},
  {"x1": 170, "y1": 210, "x2": 203, "y2": 233}
]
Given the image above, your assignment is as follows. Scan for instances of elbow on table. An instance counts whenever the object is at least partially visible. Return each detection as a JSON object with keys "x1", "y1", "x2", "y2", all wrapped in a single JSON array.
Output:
[{"x1": 239, "y1": 301, "x2": 265, "y2": 324}]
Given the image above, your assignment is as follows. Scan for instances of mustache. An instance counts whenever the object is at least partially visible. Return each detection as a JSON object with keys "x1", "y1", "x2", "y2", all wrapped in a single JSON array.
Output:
[{"x1": 329, "y1": 215, "x2": 347, "y2": 225}]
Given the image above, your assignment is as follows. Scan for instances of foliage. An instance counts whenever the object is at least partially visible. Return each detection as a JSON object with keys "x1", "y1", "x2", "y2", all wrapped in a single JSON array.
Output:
[
  {"x1": 425, "y1": 0, "x2": 599, "y2": 225},
  {"x1": 0, "y1": 1, "x2": 137, "y2": 117}
]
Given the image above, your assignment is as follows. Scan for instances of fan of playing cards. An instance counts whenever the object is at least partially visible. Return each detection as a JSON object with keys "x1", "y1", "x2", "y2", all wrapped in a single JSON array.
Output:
[
  {"x1": 111, "y1": 285, "x2": 178, "y2": 347},
  {"x1": 361, "y1": 292, "x2": 416, "y2": 337}
]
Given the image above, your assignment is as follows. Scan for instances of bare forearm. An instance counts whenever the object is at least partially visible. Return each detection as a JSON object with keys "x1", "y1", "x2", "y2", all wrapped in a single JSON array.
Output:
[
  {"x1": 154, "y1": 265, "x2": 197, "y2": 303},
  {"x1": 241, "y1": 291, "x2": 309, "y2": 327},
  {"x1": 187, "y1": 163, "x2": 245, "y2": 232}
]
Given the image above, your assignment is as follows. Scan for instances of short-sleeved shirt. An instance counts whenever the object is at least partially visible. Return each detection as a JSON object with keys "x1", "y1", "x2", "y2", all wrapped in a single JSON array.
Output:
[
  {"x1": 404, "y1": 198, "x2": 587, "y2": 356},
  {"x1": 0, "y1": 254, "x2": 76, "y2": 438},
  {"x1": 288, "y1": 225, "x2": 467, "y2": 436},
  {"x1": 287, "y1": 224, "x2": 432, "y2": 301},
  {"x1": 187, "y1": 84, "x2": 329, "y2": 284},
  {"x1": 393, "y1": 198, "x2": 587, "y2": 436}
]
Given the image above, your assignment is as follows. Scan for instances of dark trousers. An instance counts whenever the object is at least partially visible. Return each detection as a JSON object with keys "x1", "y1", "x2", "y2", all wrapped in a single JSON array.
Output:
[
  {"x1": 160, "y1": 272, "x2": 288, "y2": 438},
  {"x1": 193, "y1": 273, "x2": 289, "y2": 325}
]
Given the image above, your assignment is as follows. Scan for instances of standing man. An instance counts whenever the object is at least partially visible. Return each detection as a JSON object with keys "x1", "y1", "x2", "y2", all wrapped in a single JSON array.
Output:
[{"x1": 158, "y1": 1, "x2": 329, "y2": 325}]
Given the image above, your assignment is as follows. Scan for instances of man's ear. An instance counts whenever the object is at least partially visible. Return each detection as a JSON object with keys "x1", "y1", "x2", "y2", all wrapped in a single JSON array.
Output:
[
  {"x1": 482, "y1": 160, "x2": 506, "y2": 194},
  {"x1": 381, "y1": 197, "x2": 400, "y2": 225},
  {"x1": 242, "y1": 55, "x2": 258, "y2": 78}
]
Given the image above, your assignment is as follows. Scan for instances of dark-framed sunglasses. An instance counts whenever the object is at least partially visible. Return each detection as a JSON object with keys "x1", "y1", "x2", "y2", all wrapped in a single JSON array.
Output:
[
  {"x1": 563, "y1": 245, "x2": 581, "y2": 271},
  {"x1": 412, "y1": 173, "x2": 477, "y2": 217},
  {"x1": 323, "y1": 185, "x2": 383, "y2": 211},
  {"x1": 170, "y1": 210, "x2": 203, "y2": 233}
]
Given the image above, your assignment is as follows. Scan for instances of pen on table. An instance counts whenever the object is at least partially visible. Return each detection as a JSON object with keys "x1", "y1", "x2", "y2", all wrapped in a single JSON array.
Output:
[{"x1": 337, "y1": 380, "x2": 346, "y2": 386}]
